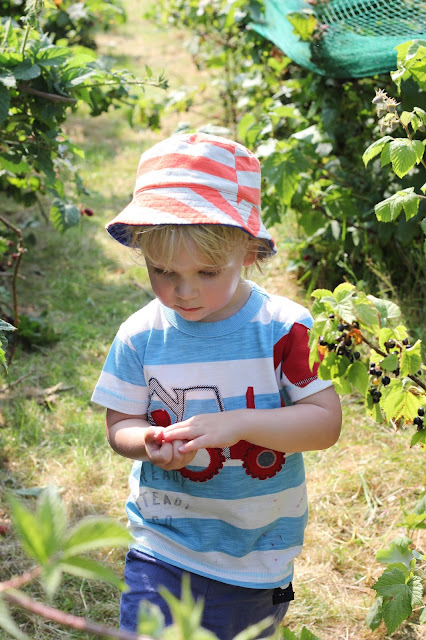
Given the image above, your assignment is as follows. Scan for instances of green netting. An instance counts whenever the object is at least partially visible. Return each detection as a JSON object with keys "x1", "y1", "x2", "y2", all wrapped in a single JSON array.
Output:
[{"x1": 252, "y1": 0, "x2": 426, "y2": 78}]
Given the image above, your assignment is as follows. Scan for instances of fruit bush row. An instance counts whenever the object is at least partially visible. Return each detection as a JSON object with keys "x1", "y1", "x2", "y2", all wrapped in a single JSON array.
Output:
[{"x1": 0, "y1": 0, "x2": 167, "y2": 365}]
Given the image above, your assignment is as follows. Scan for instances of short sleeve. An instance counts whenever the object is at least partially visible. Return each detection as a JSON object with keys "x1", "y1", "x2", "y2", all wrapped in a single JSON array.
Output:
[
  {"x1": 274, "y1": 320, "x2": 332, "y2": 403},
  {"x1": 91, "y1": 325, "x2": 149, "y2": 415}
]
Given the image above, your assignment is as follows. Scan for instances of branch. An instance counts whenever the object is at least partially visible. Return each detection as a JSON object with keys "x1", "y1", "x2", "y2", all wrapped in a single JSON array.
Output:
[
  {"x1": 2, "y1": 590, "x2": 154, "y2": 640},
  {"x1": 19, "y1": 85, "x2": 77, "y2": 104},
  {"x1": 362, "y1": 335, "x2": 426, "y2": 391},
  {"x1": 0, "y1": 567, "x2": 41, "y2": 592}
]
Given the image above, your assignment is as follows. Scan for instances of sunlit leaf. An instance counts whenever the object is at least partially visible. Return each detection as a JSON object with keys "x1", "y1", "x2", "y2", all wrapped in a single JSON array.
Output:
[{"x1": 63, "y1": 517, "x2": 132, "y2": 558}]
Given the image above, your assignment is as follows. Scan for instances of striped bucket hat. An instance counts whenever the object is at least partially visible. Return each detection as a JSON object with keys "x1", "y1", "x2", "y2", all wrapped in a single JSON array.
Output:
[{"x1": 105, "y1": 132, "x2": 276, "y2": 251}]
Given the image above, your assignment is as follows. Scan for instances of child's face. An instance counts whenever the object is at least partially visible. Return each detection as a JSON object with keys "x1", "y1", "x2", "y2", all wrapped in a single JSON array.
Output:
[{"x1": 146, "y1": 241, "x2": 254, "y2": 322}]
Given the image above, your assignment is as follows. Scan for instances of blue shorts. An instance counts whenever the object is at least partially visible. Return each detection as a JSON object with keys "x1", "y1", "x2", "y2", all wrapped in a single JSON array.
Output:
[{"x1": 120, "y1": 548, "x2": 292, "y2": 640}]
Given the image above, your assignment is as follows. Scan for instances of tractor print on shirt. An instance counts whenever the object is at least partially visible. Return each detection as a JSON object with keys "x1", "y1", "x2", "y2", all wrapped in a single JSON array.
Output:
[{"x1": 147, "y1": 378, "x2": 286, "y2": 482}]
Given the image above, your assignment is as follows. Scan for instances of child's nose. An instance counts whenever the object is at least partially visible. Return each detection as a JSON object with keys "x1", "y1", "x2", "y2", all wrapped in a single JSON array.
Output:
[{"x1": 175, "y1": 279, "x2": 197, "y2": 300}]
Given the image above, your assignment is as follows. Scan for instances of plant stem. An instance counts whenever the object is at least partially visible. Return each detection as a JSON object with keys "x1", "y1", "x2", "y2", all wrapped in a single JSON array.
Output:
[
  {"x1": 2, "y1": 589, "x2": 153, "y2": 640},
  {"x1": 0, "y1": 566, "x2": 41, "y2": 592},
  {"x1": 0, "y1": 214, "x2": 25, "y2": 363},
  {"x1": 361, "y1": 335, "x2": 426, "y2": 391}
]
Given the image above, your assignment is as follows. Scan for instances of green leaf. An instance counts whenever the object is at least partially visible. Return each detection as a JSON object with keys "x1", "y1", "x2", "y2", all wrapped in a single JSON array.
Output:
[
  {"x1": 37, "y1": 486, "x2": 67, "y2": 557},
  {"x1": 41, "y1": 563, "x2": 63, "y2": 599},
  {"x1": 287, "y1": 12, "x2": 317, "y2": 41},
  {"x1": 382, "y1": 591, "x2": 412, "y2": 635},
  {"x1": 376, "y1": 536, "x2": 413, "y2": 567},
  {"x1": 411, "y1": 428, "x2": 426, "y2": 447},
  {"x1": 389, "y1": 139, "x2": 424, "y2": 178},
  {"x1": 362, "y1": 136, "x2": 393, "y2": 166},
  {"x1": 0, "y1": 599, "x2": 29, "y2": 640},
  {"x1": 365, "y1": 596, "x2": 383, "y2": 631},
  {"x1": 347, "y1": 361, "x2": 369, "y2": 395},
  {"x1": 413, "y1": 494, "x2": 426, "y2": 515},
  {"x1": 400, "y1": 340, "x2": 422, "y2": 376},
  {"x1": 380, "y1": 353, "x2": 399, "y2": 372},
  {"x1": 8, "y1": 494, "x2": 50, "y2": 564},
  {"x1": 367, "y1": 295, "x2": 401, "y2": 324},
  {"x1": 0, "y1": 83, "x2": 10, "y2": 125},
  {"x1": 60, "y1": 556, "x2": 126, "y2": 590},
  {"x1": 50, "y1": 199, "x2": 81, "y2": 232},
  {"x1": 63, "y1": 517, "x2": 132, "y2": 558},
  {"x1": 262, "y1": 148, "x2": 309, "y2": 206},
  {"x1": 0, "y1": 319, "x2": 16, "y2": 333},
  {"x1": 12, "y1": 60, "x2": 41, "y2": 80},
  {"x1": 281, "y1": 629, "x2": 297, "y2": 640},
  {"x1": 381, "y1": 379, "x2": 424, "y2": 423},
  {"x1": 300, "y1": 628, "x2": 322, "y2": 640},
  {"x1": 0, "y1": 155, "x2": 31, "y2": 175},
  {"x1": 37, "y1": 46, "x2": 70, "y2": 67},
  {"x1": 375, "y1": 188, "x2": 420, "y2": 222},
  {"x1": 137, "y1": 601, "x2": 165, "y2": 639}
]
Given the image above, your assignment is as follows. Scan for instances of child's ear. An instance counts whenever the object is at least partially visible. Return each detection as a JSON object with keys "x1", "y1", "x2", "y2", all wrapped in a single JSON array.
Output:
[{"x1": 242, "y1": 250, "x2": 256, "y2": 267}]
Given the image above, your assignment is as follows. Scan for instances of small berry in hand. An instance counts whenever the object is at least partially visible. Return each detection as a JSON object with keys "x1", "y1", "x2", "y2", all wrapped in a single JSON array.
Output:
[{"x1": 418, "y1": 407, "x2": 424, "y2": 417}]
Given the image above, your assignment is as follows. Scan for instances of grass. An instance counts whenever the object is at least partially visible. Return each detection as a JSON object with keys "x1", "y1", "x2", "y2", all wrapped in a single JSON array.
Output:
[{"x1": 1, "y1": 2, "x2": 425, "y2": 639}]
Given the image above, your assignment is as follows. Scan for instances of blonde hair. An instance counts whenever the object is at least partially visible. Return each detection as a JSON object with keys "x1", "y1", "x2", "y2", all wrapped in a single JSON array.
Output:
[{"x1": 129, "y1": 224, "x2": 274, "y2": 272}]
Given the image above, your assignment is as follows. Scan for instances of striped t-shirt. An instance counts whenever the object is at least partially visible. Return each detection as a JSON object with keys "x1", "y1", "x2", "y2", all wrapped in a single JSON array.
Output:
[{"x1": 91, "y1": 282, "x2": 331, "y2": 588}]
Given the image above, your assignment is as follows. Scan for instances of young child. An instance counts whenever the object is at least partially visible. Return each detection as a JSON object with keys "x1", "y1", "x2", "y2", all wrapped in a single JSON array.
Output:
[{"x1": 92, "y1": 133, "x2": 342, "y2": 640}]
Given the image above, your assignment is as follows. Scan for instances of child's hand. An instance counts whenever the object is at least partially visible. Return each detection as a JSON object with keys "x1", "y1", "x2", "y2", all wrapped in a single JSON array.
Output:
[
  {"x1": 161, "y1": 412, "x2": 243, "y2": 454},
  {"x1": 144, "y1": 427, "x2": 197, "y2": 470}
]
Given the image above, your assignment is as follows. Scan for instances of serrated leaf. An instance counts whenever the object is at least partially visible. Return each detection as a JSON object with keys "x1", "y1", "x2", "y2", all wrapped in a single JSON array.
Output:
[
  {"x1": 362, "y1": 136, "x2": 393, "y2": 166},
  {"x1": 60, "y1": 556, "x2": 126, "y2": 590},
  {"x1": 12, "y1": 60, "x2": 41, "y2": 80},
  {"x1": 382, "y1": 591, "x2": 412, "y2": 635},
  {"x1": 63, "y1": 517, "x2": 131, "y2": 558},
  {"x1": 50, "y1": 199, "x2": 81, "y2": 232},
  {"x1": 389, "y1": 139, "x2": 424, "y2": 177},
  {"x1": 333, "y1": 282, "x2": 355, "y2": 299},
  {"x1": 400, "y1": 340, "x2": 422, "y2": 376},
  {"x1": 380, "y1": 353, "x2": 399, "y2": 371},
  {"x1": 311, "y1": 288, "x2": 332, "y2": 300},
  {"x1": 376, "y1": 537, "x2": 413, "y2": 567},
  {"x1": 37, "y1": 486, "x2": 67, "y2": 557},
  {"x1": 382, "y1": 382, "x2": 424, "y2": 423},
  {"x1": 413, "y1": 494, "x2": 426, "y2": 515},
  {"x1": 8, "y1": 494, "x2": 50, "y2": 564},
  {"x1": 411, "y1": 428, "x2": 426, "y2": 447},
  {"x1": 0, "y1": 599, "x2": 29, "y2": 640},
  {"x1": 365, "y1": 596, "x2": 383, "y2": 631},
  {"x1": 347, "y1": 361, "x2": 369, "y2": 394},
  {"x1": 373, "y1": 567, "x2": 409, "y2": 598},
  {"x1": 375, "y1": 188, "x2": 419, "y2": 222},
  {"x1": 367, "y1": 295, "x2": 401, "y2": 324},
  {"x1": 281, "y1": 629, "x2": 297, "y2": 640}
]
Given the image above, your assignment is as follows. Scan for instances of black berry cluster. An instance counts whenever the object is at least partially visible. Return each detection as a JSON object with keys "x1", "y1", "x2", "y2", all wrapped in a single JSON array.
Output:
[
  {"x1": 319, "y1": 318, "x2": 362, "y2": 363},
  {"x1": 414, "y1": 407, "x2": 424, "y2": 431}
]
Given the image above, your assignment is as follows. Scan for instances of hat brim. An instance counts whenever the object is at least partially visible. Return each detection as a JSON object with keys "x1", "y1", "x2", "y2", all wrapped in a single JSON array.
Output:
[{"x1": 105, "y1": 187, "x2": 276, "y2": 251}]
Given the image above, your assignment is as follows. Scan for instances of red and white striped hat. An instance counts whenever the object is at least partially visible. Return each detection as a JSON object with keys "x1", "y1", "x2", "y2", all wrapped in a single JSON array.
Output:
[{"x1": 105, "y1": 132, "x2": 276, "y2": 251}]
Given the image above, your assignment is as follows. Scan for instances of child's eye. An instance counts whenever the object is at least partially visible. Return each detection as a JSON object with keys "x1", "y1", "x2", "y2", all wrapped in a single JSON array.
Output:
[
  {"x1": 153, "y1": 267, "x2": 173, "y2": 277},
  {"x1": 199, "y1": 270, "x2": 220, "y2": 278}
]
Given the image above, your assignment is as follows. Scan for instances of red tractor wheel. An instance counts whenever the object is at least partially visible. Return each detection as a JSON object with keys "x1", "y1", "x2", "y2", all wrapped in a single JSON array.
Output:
[
  {"x1": 179, "y1": 448, "x2": 226, "y2": 482},
  {"x1": 242, "y1": 445, "x2": 285, "y2": 479}
]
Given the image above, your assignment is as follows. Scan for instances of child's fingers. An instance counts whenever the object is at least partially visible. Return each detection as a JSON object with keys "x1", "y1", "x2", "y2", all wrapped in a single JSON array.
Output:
[{"x1": 148, "y1": 441, "x2": 173, "y2": 464}]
